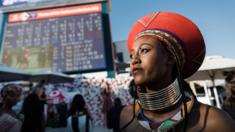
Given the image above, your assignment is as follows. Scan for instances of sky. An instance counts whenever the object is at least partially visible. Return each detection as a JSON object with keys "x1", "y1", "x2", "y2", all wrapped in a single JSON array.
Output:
[{"x1": 109, "y1": 0, "x2": 235, "y2": 58}]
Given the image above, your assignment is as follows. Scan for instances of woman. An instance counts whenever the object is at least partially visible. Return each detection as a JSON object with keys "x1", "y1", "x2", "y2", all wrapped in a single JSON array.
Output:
[
  {"x1": 67, "y1": 94, "x2": 92, "y2": 132},
  {"x1": 0, "y1": 84, "x2": 22, "y2": 132},
  {"x1": 20, "y1": 93, "x2": 43, "y2": 132},
  {"x1": 120, "y1": 12, "x2": 235, "y2": 132}
]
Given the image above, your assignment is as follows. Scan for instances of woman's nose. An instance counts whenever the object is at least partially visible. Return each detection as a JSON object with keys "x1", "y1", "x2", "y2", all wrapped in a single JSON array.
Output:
[{"x1": 131, "y1": 54, "x2": 141, "y2": 66}]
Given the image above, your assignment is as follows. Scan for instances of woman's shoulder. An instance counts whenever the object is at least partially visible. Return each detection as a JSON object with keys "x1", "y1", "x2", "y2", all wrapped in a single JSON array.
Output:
[
  {"x1": 120, "y1": 105, "x2": 134, "y2": 125},
  {"x1": 0, "y1": 113, "x2": 20, "y2": 123},
  {"x1": 205, "y1": 104, "x2": 235, "y2": 127},
  {"x1": 189, "y1": 102, "x2": 235, "y2": 131},
  {"x1": 0, "y1": 113, "x2": 22, "y2": 132},
  {"x1": 120, "y1": 105, "x2": 137, "y2": 123}
]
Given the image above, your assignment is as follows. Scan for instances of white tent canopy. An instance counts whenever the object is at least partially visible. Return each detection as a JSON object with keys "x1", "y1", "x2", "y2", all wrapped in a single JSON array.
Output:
[
  {"x1": 187, "y1": 56, "x2": 235, "y2": 81},
  {"x1": 186, "y1": 56, "x2": 235, "y2": 108}
]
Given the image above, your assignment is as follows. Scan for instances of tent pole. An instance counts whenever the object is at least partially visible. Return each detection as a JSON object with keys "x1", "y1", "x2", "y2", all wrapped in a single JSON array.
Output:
[
  {"x1": 210, "y1": 73, "x2": 221, "y2": 108},
  {"x1": 203, "y1": 81, "x2": 212, "y2": 105}
]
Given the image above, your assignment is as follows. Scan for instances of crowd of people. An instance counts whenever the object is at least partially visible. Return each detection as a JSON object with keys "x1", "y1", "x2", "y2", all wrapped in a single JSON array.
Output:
[
  {"x1": 0, "y1": 80, "x2": 47, "y2": 132},
  {"x1": 0, "y1": 77, "x2": 133, "y2": 132},
  {"x1": 63, "y1": 77, "x2": 133, "y2": 126}
]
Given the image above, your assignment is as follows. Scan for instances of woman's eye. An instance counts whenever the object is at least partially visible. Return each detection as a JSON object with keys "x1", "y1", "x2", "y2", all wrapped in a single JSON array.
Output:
[
  {"x1": 139, "y1": 48, "x2": 149, "y2": 55},
  {"x1": 129, "y1": 54, "x2": 133, "y2": 59}
]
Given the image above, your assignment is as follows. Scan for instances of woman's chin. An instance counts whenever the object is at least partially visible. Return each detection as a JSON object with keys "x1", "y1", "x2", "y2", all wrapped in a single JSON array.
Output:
[{"x1": 134, "y1": 76, "x2": 145, "y2": 86}]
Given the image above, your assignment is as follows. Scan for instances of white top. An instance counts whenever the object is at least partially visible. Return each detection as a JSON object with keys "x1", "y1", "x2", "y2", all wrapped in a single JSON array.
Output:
[
  {"x1": 0, "y1": 113, "x2": 22, "y2": 132},
  {"x1": 67, "y1": 114, "x2": 93, "y2": 132}
]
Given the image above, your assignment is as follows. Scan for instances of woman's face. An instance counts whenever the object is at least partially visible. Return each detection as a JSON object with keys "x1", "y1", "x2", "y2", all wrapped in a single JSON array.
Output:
[
  {"x1": 130, "y1": 36, "x2": 174, "y2": 88},
  {"x1": 5, "y1": 88, "x2": 21, "y2": 106}
]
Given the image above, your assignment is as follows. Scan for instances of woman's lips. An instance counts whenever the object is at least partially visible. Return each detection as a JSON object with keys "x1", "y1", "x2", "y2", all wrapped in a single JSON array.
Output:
[{"x1": 132, "y1": 67, "x2": 143, "y2": 74}]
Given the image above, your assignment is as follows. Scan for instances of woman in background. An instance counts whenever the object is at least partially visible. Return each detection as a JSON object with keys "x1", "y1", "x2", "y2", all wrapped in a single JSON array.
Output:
[
  {"x1": 20, "y1": 93, "x2": 43, "y2": 132},
  {"x1": 67, "y1": 94, "x2": 92, "y2": 132},
  {"x1": 0, "y1": 84, "x2": 22, "y2": 132}
]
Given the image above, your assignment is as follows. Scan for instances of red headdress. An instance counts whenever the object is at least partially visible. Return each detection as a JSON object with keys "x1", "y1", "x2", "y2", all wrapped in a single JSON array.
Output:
[{"x1": 128, "y1": 12, "x2": 205, "y2": 78}]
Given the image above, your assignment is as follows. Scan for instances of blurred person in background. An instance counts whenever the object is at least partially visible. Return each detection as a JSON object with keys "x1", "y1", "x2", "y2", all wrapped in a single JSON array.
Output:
[
  {"x1": 20, "y1": 93, "x2": 43, "y2": 132},
  {"x1": 0, "y1": 84, "x2": 22, "y2": 132},
  {"x1": 67, "y1": 94, "x2": 92, "y2": 132},
  {"x1": 107, "y1": 97, "x2": 125, "y2": 132},
  {"x1": 46, "y1": 103, "x2": 58, "y2": 127},
  {"x1": 33, "y1": 80, "x2": 47, "y2": 132},
  {"x1": 222, "y1": 71, "x2": 235, "y2": 120},
  {"x1": 57, "y1": 102, "x2": 68, "y2": 127},
  {"x1": 101, "y1": 81, "x2": 113, "y2": 127}
]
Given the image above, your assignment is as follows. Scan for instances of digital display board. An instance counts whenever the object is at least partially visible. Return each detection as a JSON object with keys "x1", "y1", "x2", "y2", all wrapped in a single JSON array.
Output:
[{"x1": 1, "y1": 3, "x2": 112, "y2": 73}]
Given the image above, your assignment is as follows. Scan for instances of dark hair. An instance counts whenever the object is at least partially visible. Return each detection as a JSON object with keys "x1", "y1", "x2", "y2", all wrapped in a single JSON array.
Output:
[
  {"x1": 21, "y1": 93, "x2": 42, "y2": 132},
  {"x1": 1, "y1": 84, "x2": 21, "y2": 99},
  {"x1": 69, "y1": 94, "x2": 85, "y2": 116},
  {"x1": 114, "y1": 98, "x2": 122, "y2": 107},
  {"x1": 161, "y1": 40, "x2": 194, "y2": 132}
]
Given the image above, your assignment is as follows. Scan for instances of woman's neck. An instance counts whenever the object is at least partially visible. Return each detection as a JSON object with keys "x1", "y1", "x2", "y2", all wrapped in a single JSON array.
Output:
[
  {"x1": 145, "y1": 76, "x2": 176, "y2": 91},
  {"x1": 0, "y1": 104, "x2": 16, "y2": 117},
  {"x1": 2, "y1": 103, "x2": 13, "y2": 111}
]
